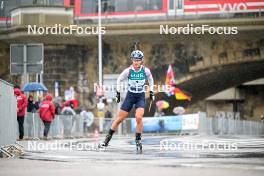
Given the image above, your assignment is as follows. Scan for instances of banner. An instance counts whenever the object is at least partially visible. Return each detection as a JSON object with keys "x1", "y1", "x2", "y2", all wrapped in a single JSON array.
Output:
[
  {"x1": 130, "y1": 113, "x2": 200, "y2": 132},
  {"x1": 131, "y1": 116, "x2": 182, "y2": 133},
  {"x1": 181, "y1": 113, "x2": 199, "y2": 130}
]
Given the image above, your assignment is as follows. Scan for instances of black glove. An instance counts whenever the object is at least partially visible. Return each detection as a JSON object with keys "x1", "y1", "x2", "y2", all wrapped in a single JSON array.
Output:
[
  {"x1": 116, "y1": 91, "x2": 120, "y2": 103},
  {"x1": 150, "y1": 91, "x2": 155, "y2": 101}
]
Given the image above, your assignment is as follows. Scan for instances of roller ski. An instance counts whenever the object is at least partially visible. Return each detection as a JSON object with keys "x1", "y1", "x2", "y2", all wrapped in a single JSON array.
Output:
[
  {"x1": 136, "y1": 139, "x2": 142, "y2": 153},
  {"x1": 97, "y1": 130, "x2": 114, "y2": 151},
  {"x1": 97, "y1": 142, "x2": 107, "y2": 151},
  {"x1": 135, "y1": 132, "x2": 143, "y2": 153}
]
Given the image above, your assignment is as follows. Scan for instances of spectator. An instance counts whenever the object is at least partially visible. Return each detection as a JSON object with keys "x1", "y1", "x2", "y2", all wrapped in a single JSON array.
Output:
[
  {"x1": 105, "y1": 109, "x2": 113, "y2": 119},
  {"x1": 80, "y1": 108, "x2": 94, "y2": 135},
  {"x1": 61, "y1": 103, "x2": 76, "y2": 137},
  {"x1": 37, "y1": 95, "x2": 43, "y2": 107},
  {"x1": 80, "y1": 109, "x2": 88, "y2": 134},
  {"x1": 27, "y1": 95, "x2": 39, "y2": 113},
  {"x1": 55, "y1": 103, "x2": 61, "y2": 115},
  {"x1": 38, "y1": 93, "x2": 55, "y2": 140},
  {"x1": 14, "y1": 85, "x2": 20, "y2": 89},
  {"x1": 260, "y1": 115, "x2": 264, "y2": 123},
  {"x1": 104, "y1": 108, "x2": 112, "y2": 131},
  {"x1": 14, "y1": 87, "x2": 27, "y2": 140},
  {"x1": 26, "y1": 95, "x2": 39, "y2": 138},
  {"x1": 53, "y1": 97, "x2": 62, "y2": 115},
  {"x1": 154, "y1": 108, "x2": 165, "y2": 132},
  {"x1": 154, "y1": 108, "x2": 164, "y2": 117},
  {"x1": 61, "y1": 103, "x2": 76, "y2": 116}
]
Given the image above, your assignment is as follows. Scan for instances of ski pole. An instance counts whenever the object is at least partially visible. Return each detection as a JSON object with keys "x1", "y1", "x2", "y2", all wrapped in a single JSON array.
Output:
[{"x1": 148, "y1": 100, "x2": 153, "y2": 112}]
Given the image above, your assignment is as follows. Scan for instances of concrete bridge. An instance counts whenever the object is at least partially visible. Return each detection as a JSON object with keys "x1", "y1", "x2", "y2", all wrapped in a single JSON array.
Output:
[
  {"x1": 0, "y1": 17, "x2": 263, "y2": 43},
  {"x1": 175, "y1": 45, "x2": 264, "y2": 102},
  {"x1": 154, "y1": 48, "x2": 264, "y2": 116}
]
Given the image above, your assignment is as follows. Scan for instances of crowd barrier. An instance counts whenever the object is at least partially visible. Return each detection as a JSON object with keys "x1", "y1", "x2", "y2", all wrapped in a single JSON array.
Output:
[
  {"x1": 0, "y1": 80, "x2": 17, "y2": 147},
  {"x1": 23, "y1": 113, "x2": 114, "y2": 138},
  {"x1": 22, "y1": 111, "x2": 264, "y2": 139},
  {"x1": 199, "y1": 113, "x2": 264, "y2": 135}
]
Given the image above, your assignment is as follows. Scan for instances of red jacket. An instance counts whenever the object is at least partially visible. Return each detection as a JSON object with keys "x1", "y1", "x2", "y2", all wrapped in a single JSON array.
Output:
[
  {"x1": 39, "y1": 94, "x2": 55, "y2": 122},
  {"x1": 14, "y1": 88, "x2": 27, "y2": 117}
]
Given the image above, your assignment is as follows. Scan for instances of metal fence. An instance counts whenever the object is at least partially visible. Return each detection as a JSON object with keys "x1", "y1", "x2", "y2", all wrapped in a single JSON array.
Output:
[
  {"x1": 199, "y1": 113, "x2": 264, "y2": 136},
  {"x1": 22, "y1": 112, "x2": 264, "y2": 139},
  {"x1": 0, "y1": 79, "x2": 17, "y2": 147},
  {"x1": 23, "y1": 113, "x2": 111, "y2": 138},
  {"x1": 24, "y1": 113, "x2": 85, "y2": 139}
]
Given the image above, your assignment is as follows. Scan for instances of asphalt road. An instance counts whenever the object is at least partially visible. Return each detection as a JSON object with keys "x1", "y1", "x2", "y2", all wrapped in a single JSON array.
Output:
[{"x1": 1, "y1": 135, "x2": 264, "y2": 176}]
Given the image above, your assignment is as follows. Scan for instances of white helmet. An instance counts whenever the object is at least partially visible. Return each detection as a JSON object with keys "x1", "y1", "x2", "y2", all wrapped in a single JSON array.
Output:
[{"x1": 130, "y1": 50, "x2": 144, "y2": 61}]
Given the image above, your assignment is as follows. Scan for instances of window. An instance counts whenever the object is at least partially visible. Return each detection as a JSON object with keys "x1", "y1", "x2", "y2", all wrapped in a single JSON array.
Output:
[
  {"x1": 169, "y1": 0, "x2": 174, "y2": 10},
  {"x1": 18, "y1": 0, "x2": 65, "y2": 6},
  {"x1": 0, "y1": 0, "x2": 4, "y2": 17},
  {"x1": 20, "y1": 0, "x2": 34, "y2": 6},
  {"x1": 81, "y1": 0, "x2": 97, "y2": 14},
  {"x1": 50, "y1": 0, "x2": 64, "y2": 5},
  {"x1": 178, "y1": 0, "x2": 182, "y2": 9},
  {"x1": 80, "y1": 0, "x2": 163, "y2": 14}
]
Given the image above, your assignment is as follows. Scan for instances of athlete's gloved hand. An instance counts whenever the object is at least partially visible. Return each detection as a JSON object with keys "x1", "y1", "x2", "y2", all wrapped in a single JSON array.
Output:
[
  {"x1": 150, "y1": 91, "x2": 155, "y2": 101},
  {"x1": 116, "y1": 91, "x2": 121, "y2": 103}
]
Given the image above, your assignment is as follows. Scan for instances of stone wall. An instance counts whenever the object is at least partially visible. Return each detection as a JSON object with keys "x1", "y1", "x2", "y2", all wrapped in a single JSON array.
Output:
[
  {"x1": 0, "y1": 35, "x2": 264, "y2": 119},
  {"x1": 43, "y1": 44, "x2": 97, "y2": 109}
]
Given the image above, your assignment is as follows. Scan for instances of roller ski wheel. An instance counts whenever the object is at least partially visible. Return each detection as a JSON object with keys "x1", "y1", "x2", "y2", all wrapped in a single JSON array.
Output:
[
  {"x1": 136, "y1": 140, "x2": 142, "y2": 153},
  {"x1": 97, "y1": 143, "x2": 108, "y2": 151}
]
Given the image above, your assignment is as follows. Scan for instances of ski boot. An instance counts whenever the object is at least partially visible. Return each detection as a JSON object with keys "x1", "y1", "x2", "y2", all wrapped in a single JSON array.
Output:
[{"x1": 98, "y1": 134, "x2": 112, "y2": 150}]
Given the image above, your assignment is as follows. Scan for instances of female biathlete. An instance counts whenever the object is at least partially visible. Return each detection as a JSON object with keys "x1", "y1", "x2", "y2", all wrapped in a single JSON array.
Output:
[{"x1": 98, "y1": 50, "x2": 155, "y2": 151}]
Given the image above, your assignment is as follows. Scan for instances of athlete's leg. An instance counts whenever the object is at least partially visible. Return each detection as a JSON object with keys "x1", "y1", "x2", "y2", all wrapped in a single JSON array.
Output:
[
  {"x1": 135, "y1": 108, "x2": 144, "y2": 151},
  {"x1": 99, "y1": 92, "x2": 134, "y2": 147},
  {"x1": 111, "y1": 110, "x2": 129, "y2": 131},
  {"x1": 134, "y1": 93, "x2": 145, "y2": 151},
  {"x1": 111, "y1": 91, "x2": 134, "y2": 131},
  {"x1": 134, "y1": 92, "x2": 145, "y2": 135},
  {"x1": 100, "y1": 110, "x2": 128, "y2": 147},
  {"x1": 135, "y1": 108, "x2": 144, "y2": 134}
]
